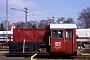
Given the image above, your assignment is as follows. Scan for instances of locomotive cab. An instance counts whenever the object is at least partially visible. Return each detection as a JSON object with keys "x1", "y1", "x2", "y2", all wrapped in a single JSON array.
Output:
[{"x1": 50, "y1": 24, "x2": 77, "y2": 55}]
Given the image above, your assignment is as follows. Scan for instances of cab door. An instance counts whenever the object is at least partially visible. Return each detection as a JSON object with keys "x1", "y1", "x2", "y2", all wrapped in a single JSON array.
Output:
[
  {"x1": 65, "y1": 29, "x2": 73, "y2": 53},
  {"x1": 50, "y1": 30, "x2": 65, "y2": 53}
]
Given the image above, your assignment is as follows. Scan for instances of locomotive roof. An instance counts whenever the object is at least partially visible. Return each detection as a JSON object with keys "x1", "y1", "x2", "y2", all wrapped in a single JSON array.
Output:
[{"x1": 50, "y1": 24, "x2": 77, "y2": 29}]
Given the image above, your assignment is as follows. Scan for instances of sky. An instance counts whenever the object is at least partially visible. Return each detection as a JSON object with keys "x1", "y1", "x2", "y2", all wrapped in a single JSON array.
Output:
[{"x1": 0, "y1": 0, "x2": 90, "y2": 24}]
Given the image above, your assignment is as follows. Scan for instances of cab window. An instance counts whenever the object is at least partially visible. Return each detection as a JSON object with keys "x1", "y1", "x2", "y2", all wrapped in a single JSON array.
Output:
[
  {"x1": 58, "y1": 30, "x2": 63, "y2": 38},
  {"x1": 66, "y1": 29, "x2": 72, "y2": 39},
  {"x1": 52, "y1": 30, "x2": 63, "y2": 39}
]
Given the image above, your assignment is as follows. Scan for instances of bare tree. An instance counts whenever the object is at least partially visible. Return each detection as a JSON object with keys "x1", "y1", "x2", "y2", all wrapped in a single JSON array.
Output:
[
  {"x1": 64, "y1": 18, "x2": 74, "y2": 23},
  {"x1": 17, "y1": 21, "x2": 26, "y2": 28},
  {"x1": 17, "y1": 20, "x2": 38, "y2": 28},
  {"x1": 27, "y1": 21, "x2": 33, "y2": 28},
  {"x1": 32, "y1": 25, "x2": 37, "y2": 28},
  {"x1": 56, "y1": 17, "x2": 65, "y2": 23},
  {"x1": 56, "y1": 17, "x2": 74, "y2": 24},
  {"x1": 38, "y1": 20, "x2": 46, "y2": 28},
  {"x1": 77, "y1": 7, "x2": 90, "y2": 28},
  {"x1": 2, "y1": 20, "x2": 10, "y2": 31},
  {"x1": 0, "y1": 23, "x2": 5, "y2": 31},
  {"x1": 29, "y1": 20, "x2": 37, "y2": 28},
  {"x1": 46, "y1": 18, "x2": 55, "y2": 24}
]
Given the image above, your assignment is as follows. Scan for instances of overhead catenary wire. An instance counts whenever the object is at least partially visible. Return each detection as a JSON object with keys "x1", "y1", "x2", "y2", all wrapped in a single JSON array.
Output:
[
  {"x1": 0, "y1": 6, "x2": 85, "y2": 21},
  {"x1": 0, "y1": 13, "x2": 77, "y2": 19},
  {"x1": 28, "y1": 6, "x2": 87, "y2": 10},
  {"x1": 10, "y1": 7, "x2": 33, "y2": 22},
  {"x1": 0, "y1": 10, "x2": 13, "y2": 12},
  {"x1": 0, "y1": 6, "x2": 87, "y2": 12}
]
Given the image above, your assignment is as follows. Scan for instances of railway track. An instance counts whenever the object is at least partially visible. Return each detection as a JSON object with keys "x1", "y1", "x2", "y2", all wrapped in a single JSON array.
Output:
[
  {"x1": 34, "y1": 55, "x2": 90, "y2": 60},
  {"x1": 21, "y1": 55, "x2": 90, "y2": 60},
  {"x1": 0, "y1": 42, "x2": 9, "y2": 51},
  {"x1": 33, "y1": 46, "x2": 90, "y2": 60},
  {"x1": 74, "y1": 55, "x2": 90, "y2": 59},
  {"x1": 0, "y1": 42, "x2": 90, "y2": 60}
]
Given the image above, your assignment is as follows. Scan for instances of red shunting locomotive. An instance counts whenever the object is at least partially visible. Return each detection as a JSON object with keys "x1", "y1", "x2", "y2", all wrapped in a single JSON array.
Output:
[{"x1": 9, "y1": 23, "x2": 77, "y2": 56}]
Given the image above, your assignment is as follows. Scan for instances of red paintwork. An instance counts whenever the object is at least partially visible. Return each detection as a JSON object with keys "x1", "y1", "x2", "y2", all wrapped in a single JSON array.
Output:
[
  {"x1": 12, "y1": 24, "x2": 77, "y2": 55},
  {"x1": 73, "y1": 29, "x2": 77, "y2": 53},
  {"x1": 65, "y1": 29, "x2": 77, "y2": 54},
  {"x1": 13, "y1": 29, "x2": 49, "y2": 42},
  {"x1": 50, "y1": 29, "x2": 77, "y2": 54},
  {"x1": 50, "y1": 29, "x2": 65, "y2": 53},
  {"x1": 51, "y1": 39, "x2": 65, "y2": 53},
  {"x1": 65, "y1": 38, "x2": 73, "y2": 53},
  {"x1": 45, "y1": 23, "x2": 50, "y2": 28},
  {"x1": 65, "y1": 29, "x2": 73, "y2": 53}
]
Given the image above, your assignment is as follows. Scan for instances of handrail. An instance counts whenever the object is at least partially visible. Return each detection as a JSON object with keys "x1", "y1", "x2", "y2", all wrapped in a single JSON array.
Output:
[
  {"x1": 49, "y1": 36, "x2": 51, "y2": 45},
  {"x1": 63, "y1": 32, "x2": 65, "y2": 43},
  {"x1": 73, "y1": 34, "x2": 74, "y2": 43},
  {"x1": 23, "y1": 39, "x2": 25, "y2": 53}
]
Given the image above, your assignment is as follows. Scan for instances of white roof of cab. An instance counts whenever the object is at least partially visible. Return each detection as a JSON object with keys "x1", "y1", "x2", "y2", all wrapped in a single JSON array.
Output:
[{"x1": 50, "y1": 24, "x2": 77, "y2": 29}]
